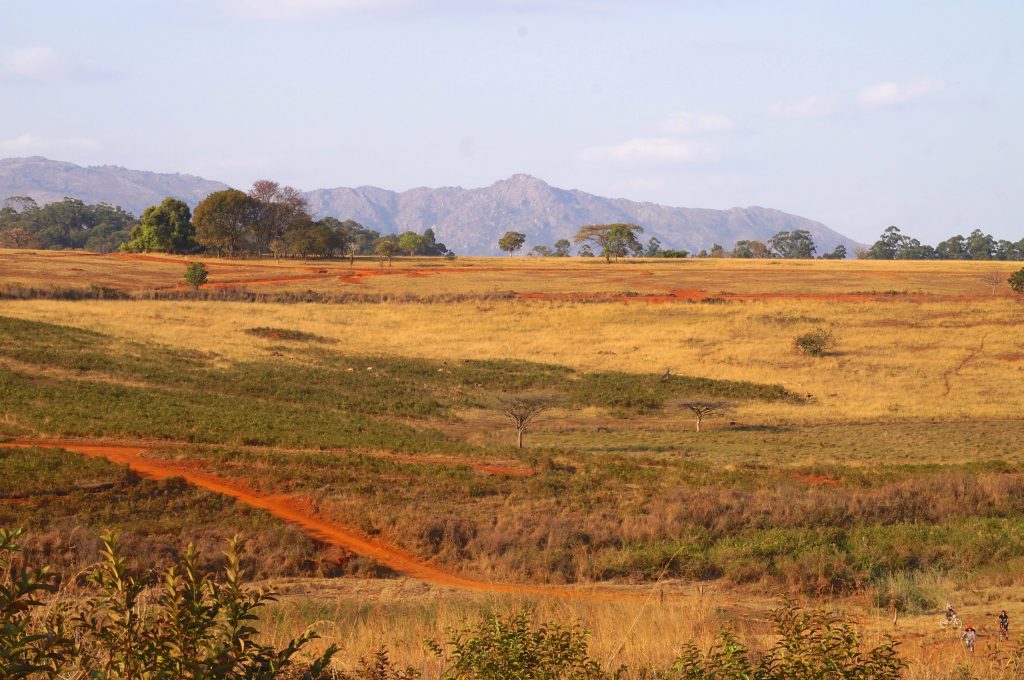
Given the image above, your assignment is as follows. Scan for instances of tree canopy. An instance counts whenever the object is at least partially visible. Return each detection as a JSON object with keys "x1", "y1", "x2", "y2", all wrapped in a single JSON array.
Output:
[
  {"x1": 121, "y1": 197, "x2": 197, "y2": 253},
  {"x1": 498, "y1": 231, "x2": 527, "y2": 256},
  {"x1": 0, "y1": 196, "x2": 135, "y2": 252},
  {"x1": 573, "y1": 223, "x2": 644, "y2": 262}
]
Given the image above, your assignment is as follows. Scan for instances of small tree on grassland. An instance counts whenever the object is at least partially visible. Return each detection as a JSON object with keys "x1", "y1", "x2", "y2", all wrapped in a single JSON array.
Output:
[
  {"x1": 183, "y1": 262, "x2": 209, "y2": 291},
  {"x1": 498, "y1": 392, "x2": 558, "y2": 449},
  {"x1": 1009, "y1": 268, "x2": 1024, "y2": 294},
  {"x1": 676, "y1": 401, "x2": 731, "y2": 432},
  {"x1": 981, "y1": 271, "x2": 1007, "y2": 295},
  {"x1": 573, "y1": 223, "x2": 644, "y2": 262},
  {"x1": 498, "y1": 231, "x2": 527, "y2": 257},
  {"x1": 793, "y1": 328, "x2": 838, "y2": 356}
]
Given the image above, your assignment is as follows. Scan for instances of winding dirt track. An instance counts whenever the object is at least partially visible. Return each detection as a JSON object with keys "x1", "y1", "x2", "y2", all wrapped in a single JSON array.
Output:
[{"x1": 0, "y1": 440, "x2": 604, "y2": 599}]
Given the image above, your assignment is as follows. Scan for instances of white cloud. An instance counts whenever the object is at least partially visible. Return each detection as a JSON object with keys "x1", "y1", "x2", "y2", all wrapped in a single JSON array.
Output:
[
  {"x1": 767, "y1": 94, "x2": 841, "y2": 119},
  {"x1": 581, "y1": 137, "x2": 716, "y2": 166},
  {"x1": 857, "y1": 77, "x2": 944, "y2": 109},
  {"x1": 0, "y1": 133, "x2": 102, "y2": 154},
  {"x1": 658, "y1": 112, "x2": 734, "y2": 135},
  {"x1": 1, "y1": 47, "x2": 64, "y2": 79}
]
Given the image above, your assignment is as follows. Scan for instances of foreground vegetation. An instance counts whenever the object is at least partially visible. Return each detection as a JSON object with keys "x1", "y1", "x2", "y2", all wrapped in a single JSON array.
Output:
[
  {"x1": 3, "y1": 528, "x2": 916, "y2": 678},
  {"x1": 2, "y1": 255, "x2": 1023, "y2": 677}
]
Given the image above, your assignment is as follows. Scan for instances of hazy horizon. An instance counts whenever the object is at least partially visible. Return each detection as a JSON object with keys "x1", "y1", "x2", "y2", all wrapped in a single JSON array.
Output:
[{"x1": 2, "y1": 1, "x2": 1021, "y2": 243}]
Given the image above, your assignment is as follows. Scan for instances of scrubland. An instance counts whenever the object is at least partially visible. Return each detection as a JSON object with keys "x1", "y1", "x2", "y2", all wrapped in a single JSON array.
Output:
[{"x1": 1, "y1": 249, "x2": 1023, "y2": 677}]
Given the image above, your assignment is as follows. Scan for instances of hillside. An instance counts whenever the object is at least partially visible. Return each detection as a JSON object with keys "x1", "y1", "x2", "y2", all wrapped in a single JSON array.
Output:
[
  {"x1": 0, "y1": 157, "x2": 858, "y2": 255},
  {"x1": 0, "y1": 157, "x2": 228, "y2": 216},
  {"x1": 306, "y1": 173, "x2": 860, "y2": 256}
]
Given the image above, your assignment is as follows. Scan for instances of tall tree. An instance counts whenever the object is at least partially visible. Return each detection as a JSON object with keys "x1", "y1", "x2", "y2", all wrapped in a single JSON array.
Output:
[
  {"x1": 248, "y1": 180, "x2": 311, "y2": 256},
  {"x1": 193, "y1": 189, "x2": 258, "y2": 256},
  {"x1": 573, "y1": 223, "x2": 644, "y2": 262},
  {"x1": 769, "y1": 229, "x2": 816, "y2": 258},
  {"x1": 498, "y1": 231, "x2": 527, "y2": 256},
  {"x1": 121, "y1": 197, "x2": 197, "y2": 253},
  {"x1": 553, "y1": 239, "x2": 572, "y2": 257}
]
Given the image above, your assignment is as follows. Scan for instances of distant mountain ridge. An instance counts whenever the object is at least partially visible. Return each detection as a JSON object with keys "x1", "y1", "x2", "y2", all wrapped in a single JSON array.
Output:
[
  {"x1": 0, "y1": 157, "x2": 229, "y2": 215},
  {"x1": 0, "y1": 157, "x2": 859, "y2": 255}
]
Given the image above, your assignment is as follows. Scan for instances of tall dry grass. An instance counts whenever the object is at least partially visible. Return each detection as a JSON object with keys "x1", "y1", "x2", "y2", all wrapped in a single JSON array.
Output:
[{"x1": 2, "y1": 295, "x2": 1020, "y2": 422}]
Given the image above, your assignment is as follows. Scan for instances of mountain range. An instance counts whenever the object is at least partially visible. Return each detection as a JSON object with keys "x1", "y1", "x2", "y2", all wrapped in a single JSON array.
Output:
[{"x1": 0, "y1": 156, "x2": 859, "y2": 256}]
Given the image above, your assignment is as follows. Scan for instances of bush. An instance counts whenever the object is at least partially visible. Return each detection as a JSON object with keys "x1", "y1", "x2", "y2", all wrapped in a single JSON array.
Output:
[
  {"x1": 668, "y1": 601, "x2": 905, "y2": 679},
  {"x1": 1009, "y1": 268, "x2": 1024, "y2": 294},
  {"x1": 0, "y1": 528, "x2": 336, "y2": 679},
  {"x1": 793, "y1": 327, "x2": 837, "y2": 356},
  {"x1": 184, "y1": 262, "x2": 209, "y2": 290},
  {"x1": 427, "y1": 609, "x2": 615, "y2": 679}
]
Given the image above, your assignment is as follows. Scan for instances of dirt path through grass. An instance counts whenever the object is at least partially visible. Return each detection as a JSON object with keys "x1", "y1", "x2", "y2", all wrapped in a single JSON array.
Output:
[{"x1": 0, "y1": 439, "x2": 620, "y2": 600}]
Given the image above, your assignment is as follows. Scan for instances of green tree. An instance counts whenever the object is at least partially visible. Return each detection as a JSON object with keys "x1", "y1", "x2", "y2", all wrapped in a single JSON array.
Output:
[
  {"x1": 193, "y1": 189, "x2": 258, "y2": 256},
  {"x1": 644, "y1": 236, "x2": 662, "y2": 257},
  {"x1": 769, "y1": 229, "x2": 816, "y2": 258},
  {"x1": 1009, "y1": 268, "x2": 1024, "y2": 294},
  {"x1": 398, "y1": 231, "x2": 425, "y2": 255},
  {"x1": 529, "y1": 245, "x2": 554, "y2": 257},
  {"x1": 820, "y1": 244, "x2": 848, "y2": 259},
  {"x1": 183, "y1": 262, "x2": 209, "y2": 290},
  {"x1": 573, "y1": 223, "x2": 644, "y2": 262},
  {"x1": 375, "y1": 236, "x2": 398, "y2": 265},
  {"x1": 498, "y1": 231, "x2": 527, "y2": 256},
  {"x1": 553, "y1": 238, "x2": 572, "y2": 257},
  {"x1": 121, "y1": 197, "x2": 197, "y2": 253}
]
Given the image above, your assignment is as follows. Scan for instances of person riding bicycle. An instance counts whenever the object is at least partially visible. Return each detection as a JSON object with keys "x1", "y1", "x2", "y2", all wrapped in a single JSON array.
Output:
[
  {"x1": 999, "y1": 610, "x2": 1009, "y2": 638},
  {"x1": 962, "y1": 625, "x2": 977, "y2": 652},
  {"x1": 946, "y1": 603, "x2": 957, "y2": 622}
]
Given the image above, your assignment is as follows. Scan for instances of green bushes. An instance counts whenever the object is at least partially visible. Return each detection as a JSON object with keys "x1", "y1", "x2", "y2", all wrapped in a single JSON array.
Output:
[
  {"x1": 428, "y1": 610, "x2": 613, "y2": 680},
  {"x1": 0, "y1": 531, "x2": 912, "y2": 678},
  {"x1": 668, "y1": 602, "x2": 905, "y2": 679},
  {"x1": 0, "y1": 529, "x2": 335, "y2": 679}
]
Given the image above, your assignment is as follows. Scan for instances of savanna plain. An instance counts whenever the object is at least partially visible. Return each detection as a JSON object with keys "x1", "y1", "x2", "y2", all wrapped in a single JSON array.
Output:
[{"x1": 2, "y1": 250, "x2": 1023, "y2": 678}]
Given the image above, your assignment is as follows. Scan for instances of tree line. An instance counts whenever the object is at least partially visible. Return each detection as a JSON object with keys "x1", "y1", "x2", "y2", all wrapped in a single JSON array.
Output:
[
  {"x1": 0, "y1": 182, "x2": 452, "y2": 259},
  {"x1": 860, "y1": 225, "x2": 1024, "y2": 260},
  {"x1": 500, "y1": 225, "x2": 846, "y2": 260},
  {"x1": 0, "y1": 196, "x2": 135, "y2": 252}
]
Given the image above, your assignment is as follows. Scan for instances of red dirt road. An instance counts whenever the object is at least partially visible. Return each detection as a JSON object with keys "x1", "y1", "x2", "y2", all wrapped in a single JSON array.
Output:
[{"x1": 0, "y1": 440, "x2": 591, "y2": 598}]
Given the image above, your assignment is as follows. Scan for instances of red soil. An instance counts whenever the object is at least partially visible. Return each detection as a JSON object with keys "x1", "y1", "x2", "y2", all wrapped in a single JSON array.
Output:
[{"x1": 0, "y1": 440, "x2": 590, "y2": 598}]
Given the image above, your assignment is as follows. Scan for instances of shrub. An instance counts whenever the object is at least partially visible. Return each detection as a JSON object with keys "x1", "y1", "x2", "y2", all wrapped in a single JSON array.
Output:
[
  {"x1": 793, "y1": 327, "x2": 837, "y2": 356},
  {"x1": 184, "y1": 262, "x2": 209, "y2": 290},
  {"x1": 0, "y1": 528, "x2": 336, "y2": 679},
  {"x1": 427, "y1": 609, "x2": 615, "y2": 680},
  {"x1": 668, "y1": 601, "x2": 905, "y2": 679},
  {"x1": 1009, "y1": 268, "x2": 1024, "y2": 294}
]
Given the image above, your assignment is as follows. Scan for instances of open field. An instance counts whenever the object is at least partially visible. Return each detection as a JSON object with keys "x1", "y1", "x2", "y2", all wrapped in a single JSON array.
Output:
[{"x1": 1, "y1": 249, "x2": 1023, "y2": 676}]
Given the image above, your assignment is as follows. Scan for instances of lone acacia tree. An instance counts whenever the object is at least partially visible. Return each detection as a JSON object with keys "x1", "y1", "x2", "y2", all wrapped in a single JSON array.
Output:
[
  {"x1": 498, "y1": 392, "x2": 558, "y2": 448},
  {"x1": 498, "y1": 231, "x2": 527, "y2": 257},
  {"x1": 573, "y1": 223, "x2": 644, "y2": 262},
  {"x1": 677, "y1": 401, "x2": 731, "y2": 432}
]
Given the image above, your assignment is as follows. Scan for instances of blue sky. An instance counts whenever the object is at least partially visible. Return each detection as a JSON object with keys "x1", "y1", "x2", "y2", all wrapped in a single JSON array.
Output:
[{"x1": 1, "y1": 0, "x2": 1021, "y2": 243}]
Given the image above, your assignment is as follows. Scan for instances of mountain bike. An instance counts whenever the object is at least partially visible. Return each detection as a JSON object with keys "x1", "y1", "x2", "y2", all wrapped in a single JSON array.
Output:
[{"x1": 940, "y1": 615, "x2": 963, "y2": 630}]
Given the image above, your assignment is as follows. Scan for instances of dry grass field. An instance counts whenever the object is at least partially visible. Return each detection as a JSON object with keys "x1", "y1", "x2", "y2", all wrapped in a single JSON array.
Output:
[{"x1": 2, "y1": 248, "x2": 1024, "y2": 678}]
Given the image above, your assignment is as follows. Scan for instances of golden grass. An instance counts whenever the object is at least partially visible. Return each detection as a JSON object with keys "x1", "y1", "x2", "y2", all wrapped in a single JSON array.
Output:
[
  {"x1": 258, "y1": 578, "x2": 1023, "y2": 679},
  {"x1": 2, "y1": 295, "x2": 1020, "y2": 423}
]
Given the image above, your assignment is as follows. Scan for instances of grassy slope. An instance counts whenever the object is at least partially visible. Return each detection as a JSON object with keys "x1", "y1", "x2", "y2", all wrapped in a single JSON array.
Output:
[{"x1": 2, "y1": 312, "x2": 1024, "y2": 597}]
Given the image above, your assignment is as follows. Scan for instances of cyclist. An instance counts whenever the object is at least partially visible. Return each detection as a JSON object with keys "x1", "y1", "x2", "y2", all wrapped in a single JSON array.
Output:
[
  {"x1": 961, "y1": 625, "x2": 977, "y2": 652},
  {"x1": 999, "y1": 611, "x2": 1009, "y2": 640},
  {"x1": 946, "y1": 603, "x2": 957, "y2": 623}
]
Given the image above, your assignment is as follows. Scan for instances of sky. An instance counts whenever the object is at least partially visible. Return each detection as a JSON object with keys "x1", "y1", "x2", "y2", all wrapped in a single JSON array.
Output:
[{"x1": 1, "y1": 0, "x2": 1021, "y2": 244}]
